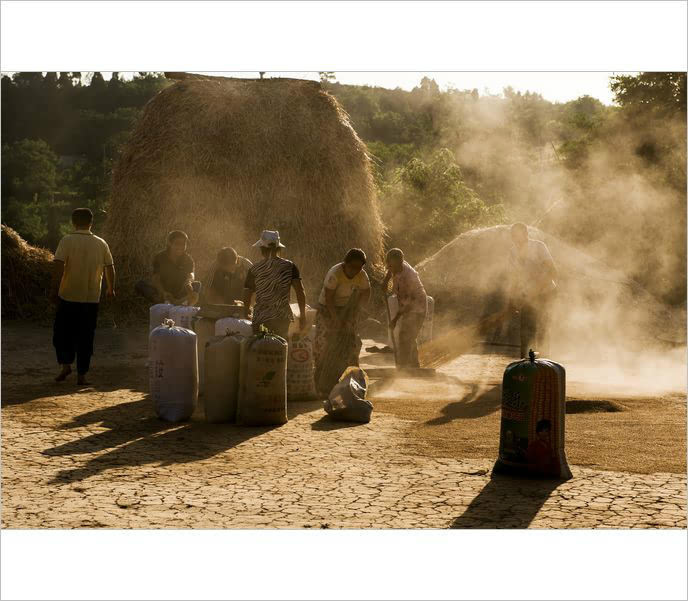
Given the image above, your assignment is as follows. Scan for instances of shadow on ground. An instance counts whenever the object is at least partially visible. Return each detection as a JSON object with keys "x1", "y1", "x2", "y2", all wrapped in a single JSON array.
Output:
[
  {"x1": 425, "y1": 384, "x2": 502, "y2": 424},
  {"x1": 2, "y1": 325, "x2": 148, "y2": 407},
  {"x1": 310, "y1": 414, "x2": 368, "y2": 431},
  {"x1": 43, "y1": 396, "x2": 326, "y2": 484},
  {"x1": 1, "y1": 364, "x2": 148, "y2": 407},
  {"x1": 450, "y1": 473, "x2": 561, "y2": 529}
]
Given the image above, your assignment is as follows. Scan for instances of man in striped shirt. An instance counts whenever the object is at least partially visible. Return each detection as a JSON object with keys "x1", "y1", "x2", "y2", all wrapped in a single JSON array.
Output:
[{"x1": 243, "y1": 230, "x2": 307, "y2": 339}]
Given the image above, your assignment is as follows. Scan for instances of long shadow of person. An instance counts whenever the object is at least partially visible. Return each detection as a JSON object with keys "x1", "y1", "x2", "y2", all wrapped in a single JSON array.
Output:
[
  {"x1": 425, "y1": 383, "x2": 502, "y2": 425},
  {"x1": 43, "y1": 395, "x2": 283, "y2": 483},
  {"x1": 450, "y1": 473, "x2": 562, "y2": 529},
  {"x1": 43, "y1": 398, "x2": 176, "y2": 458},
  {"x1": 47, "y1": 419, "x2": 281, "y2": 484}
]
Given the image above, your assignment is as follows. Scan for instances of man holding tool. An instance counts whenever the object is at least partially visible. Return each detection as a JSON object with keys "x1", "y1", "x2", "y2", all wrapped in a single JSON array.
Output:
[{"x1": 383, "y1": 248, "x2": 428, "y2": 368}]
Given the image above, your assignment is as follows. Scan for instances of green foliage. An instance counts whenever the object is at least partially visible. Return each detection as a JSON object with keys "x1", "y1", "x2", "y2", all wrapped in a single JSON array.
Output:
[
  {"x1": 1, "y1": 139, "x2": 58, "y2": 200},
  {"x1": 1, "y1": 139, "x2": 61, "y2": 245},
  {"x1": 1, "y1": 72, "x2": 168, "y2": 248},
  {"x1": 381, "y1": 149, "x2": 503, "y2": 262},
  {"x1": 611, "y1": 72, "x2": 686, "y2": 116},
  {"x1": 0, "y1": 71, "x2": 684, "y2": 305}
]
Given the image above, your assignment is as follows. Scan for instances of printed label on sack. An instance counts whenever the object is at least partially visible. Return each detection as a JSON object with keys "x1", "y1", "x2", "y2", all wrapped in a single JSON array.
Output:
[
  {"x1": 291, "y1": 349, "x2": 310, "y2": 363},
  {"x1": 287, "y1": 334, "x2": 316, "y2": 399}
]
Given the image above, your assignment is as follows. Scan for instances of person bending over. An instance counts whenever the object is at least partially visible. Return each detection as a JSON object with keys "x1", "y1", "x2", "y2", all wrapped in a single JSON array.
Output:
[
  {"x1": 135, "y1": 230, "x2": 200, "y2": 306},
  {"x1": 382, "y1": 248, "x2": 428, "y2": 368},
  {"x1": 313, "y1": 248, "x2": 371, "y2": 386},
  {"x1": 201, "y1": 246, "x2": 252, "y2": 305}
]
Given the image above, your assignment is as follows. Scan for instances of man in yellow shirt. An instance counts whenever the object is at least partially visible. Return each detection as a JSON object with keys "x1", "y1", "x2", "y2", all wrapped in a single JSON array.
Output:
[
  {"x1": 313, "y1": 248, "x2": 371, "y2": 393},
  {"x1": 51, "y1": 208, "x2": 116, "y2": 385}
]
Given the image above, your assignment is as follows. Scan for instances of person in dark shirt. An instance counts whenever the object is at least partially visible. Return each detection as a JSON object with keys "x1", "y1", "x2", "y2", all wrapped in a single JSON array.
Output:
[
  {"x1": 243, "y1": 230, "x2": 306, "y2": 339},
  {"x1": 201, "y1": 247, "x2": 253, "y2": 305},
  {"x1": 135, "y1": 230, "x2": 200, "y2": 305}
]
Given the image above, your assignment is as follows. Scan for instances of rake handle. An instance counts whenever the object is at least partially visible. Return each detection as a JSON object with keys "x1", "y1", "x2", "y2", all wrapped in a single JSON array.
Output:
[{"x1": 385, "y1": 294, "x2": 400, "y2": 367}]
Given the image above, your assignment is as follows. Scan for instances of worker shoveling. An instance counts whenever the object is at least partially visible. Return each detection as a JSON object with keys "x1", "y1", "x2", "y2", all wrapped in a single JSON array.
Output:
[{"x1": 364, "y1": 248, "x2": 439, "y2": 381}]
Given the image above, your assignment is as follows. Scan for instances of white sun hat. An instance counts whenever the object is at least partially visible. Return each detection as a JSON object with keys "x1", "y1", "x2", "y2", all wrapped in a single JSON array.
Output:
[{"x1": 253, "y1": 230, "x2": 285, "y2": 249}]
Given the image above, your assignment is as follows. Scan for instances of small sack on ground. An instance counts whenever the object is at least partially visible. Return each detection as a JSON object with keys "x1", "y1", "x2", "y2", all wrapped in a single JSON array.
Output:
[{"x1": 324, "y1": 366, "x2": 373, "y2": 423}]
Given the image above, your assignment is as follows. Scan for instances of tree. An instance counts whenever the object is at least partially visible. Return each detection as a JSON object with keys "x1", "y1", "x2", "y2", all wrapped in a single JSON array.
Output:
[
  {"x1": 381, "y1": 149, "x2": 502, "y2": 261},
  {"x1": 57, "y1": 71, "x2": 73, "y2": 90},
  {"x1": 416, "y1": 76, "x2": 440, "y2": 96},
  {"x1": 611, "y1": 72, "x2": 686, "y2": 115},
  {"x1": 319, "y1": 71, "x2": 336, "y2": 84},
  {"x1": 2, "y1": 139, "x2": 59, "y2": 201},
  {"x1": 1, "y1": 139, "x2": 60, "y2": 244}
]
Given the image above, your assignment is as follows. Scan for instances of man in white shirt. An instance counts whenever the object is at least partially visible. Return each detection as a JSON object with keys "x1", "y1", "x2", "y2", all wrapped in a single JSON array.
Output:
[
  {"x1": 51, "y1": 208, "x2": 116, "y2": 385},
  {"x1": 508, "y1": 222, "x2": 557, "y2": 358},
  {"x1": 382, "y1": 248, "x2": 428, "y2": 368}
]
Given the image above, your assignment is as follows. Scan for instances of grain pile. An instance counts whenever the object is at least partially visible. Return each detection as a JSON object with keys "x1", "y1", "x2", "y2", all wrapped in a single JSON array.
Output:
[
  {"x1": 1, "y1": 225, "x2": 54, "y2": 320},
  {"x1": 106, "y1": 75, "x2": 384, "y2": 297},
  {"x1": 416, "y1": 225, "x2": 685, "y2": 364}
]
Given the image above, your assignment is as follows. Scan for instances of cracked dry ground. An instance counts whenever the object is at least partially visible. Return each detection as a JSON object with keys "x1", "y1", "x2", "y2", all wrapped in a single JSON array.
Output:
[{"x1": 2, "y1": 323, "x2": 686, "y2": 529}]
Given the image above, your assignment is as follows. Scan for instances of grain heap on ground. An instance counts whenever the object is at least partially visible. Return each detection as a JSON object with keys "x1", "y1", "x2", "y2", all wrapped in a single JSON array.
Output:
[
  {"x1": 106, "y1": 75, "x2": 384, "y2": 297},
  {"x1": 416, "y1": 224, "x2": 684, "y2": 365},
  {"x1": 1, "y1": 225, "x2": 54, "y2": 320}
]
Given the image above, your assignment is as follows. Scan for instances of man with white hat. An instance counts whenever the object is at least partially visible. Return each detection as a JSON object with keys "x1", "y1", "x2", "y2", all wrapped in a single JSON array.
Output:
[{"x1": 243, "y1": 230, "x2": 307, "y2": 339}]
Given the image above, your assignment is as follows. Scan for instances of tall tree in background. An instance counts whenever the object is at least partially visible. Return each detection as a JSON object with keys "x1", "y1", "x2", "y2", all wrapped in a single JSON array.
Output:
[
  {"x1": 1, "y1": 139, "x2": 60, "y2": 244},
  {"x1": 611, "y1": 72, "x2": 687, "y2": 116}
]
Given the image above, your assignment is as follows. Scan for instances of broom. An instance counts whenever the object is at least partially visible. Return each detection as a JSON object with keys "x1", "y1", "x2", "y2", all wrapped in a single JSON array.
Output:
[{"x1": 419, "y1": 308, "x2": 512, "y2": 369}]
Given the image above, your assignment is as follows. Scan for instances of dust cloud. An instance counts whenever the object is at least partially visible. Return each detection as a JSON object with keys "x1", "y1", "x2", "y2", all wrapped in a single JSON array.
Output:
[{"x1": 415, "y1": 91, "x2": 686, "y2": 397}]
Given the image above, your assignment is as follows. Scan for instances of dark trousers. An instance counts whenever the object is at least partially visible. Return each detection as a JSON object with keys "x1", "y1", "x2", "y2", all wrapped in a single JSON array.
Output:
[
  {"x1": 135, "y1": 279, "x2": 201, "y2": 304},
  {"x1": 53, "y1": 299, "x2": 99, "y2": 374},
  {"x1": 397, "y1": 312, "x2": 425, "y2": 368}
]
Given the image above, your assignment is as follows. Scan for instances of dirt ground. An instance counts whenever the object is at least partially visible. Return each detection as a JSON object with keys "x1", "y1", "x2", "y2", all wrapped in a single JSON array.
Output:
[
  {"x1": 1, "y1": 322, "x2": 686, "y2": 529},
  {"x1": 364, "y1": 348, "x2": 687, "y2": 475}
]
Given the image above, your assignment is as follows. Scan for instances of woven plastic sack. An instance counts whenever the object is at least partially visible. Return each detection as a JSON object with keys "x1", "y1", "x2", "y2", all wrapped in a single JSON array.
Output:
[
  {"x1": 192, "y1": 316, "x2": 217, "y2": 390},
  {"x1": 168, "y1": 305, "x2": 200, "y2": 330},
  {"x1": 287, "y1": 332, "x2": 317, "y2": 401},
  {"x1": 149, "y1": 303, "x2": 174, "y2": 333},
  {"x1": 324, "y1": 367, "x2": 373, "y2": 423},
  {"x1": 149, "y1": 319, "x2": 198, "y2": 422},
  {"x1": 493, "y1": 350, "x2": 572, "y2": 479},
  {"x1": 237, "y1": 332, "x2": 288, "y2": 426},
  {"x1": 204, "y1": 333, "x2": 243, "y2": 423},
  {"x1": 215, "y1": 317, "x2": 253, "y2": 338}
]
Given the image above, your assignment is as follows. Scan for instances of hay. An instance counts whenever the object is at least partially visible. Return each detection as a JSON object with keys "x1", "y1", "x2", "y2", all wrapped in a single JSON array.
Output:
[
  {"x1": 106, "y1": 76, "x2": 384, "y2": 298},
  {"x1": 1, "y1": 225, "x2": 54, "y2": 320}
]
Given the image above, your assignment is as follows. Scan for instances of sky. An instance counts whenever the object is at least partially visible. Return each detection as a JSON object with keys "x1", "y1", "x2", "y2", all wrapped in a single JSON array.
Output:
[
  {"x1": 82, "y1": 71, "x2": 622, "y2": 105},
  {"x1": 202, "y1": 72, "x2": 621, "y2": 104}
]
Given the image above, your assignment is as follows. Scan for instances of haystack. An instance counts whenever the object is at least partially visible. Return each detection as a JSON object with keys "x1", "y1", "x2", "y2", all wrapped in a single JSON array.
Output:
[
  {"x1": 416, "y1": 225, "x2": 685, "y2": 354},
  {"x1": 1, "y1": 225, "x2": 54, "y2": 320},
  {"x1": 106, "y1": 76, "x2": 384, "y2": 296}
]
